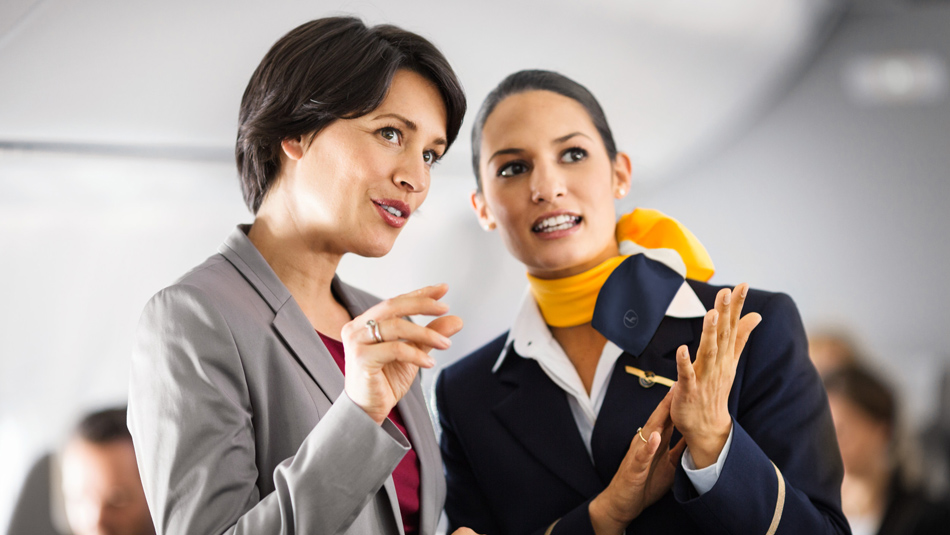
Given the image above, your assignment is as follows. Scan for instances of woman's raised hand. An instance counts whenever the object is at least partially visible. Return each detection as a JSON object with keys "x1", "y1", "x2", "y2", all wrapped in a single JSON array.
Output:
[
  {"x1": 589, "y1": 389, "x2": 686, "y2": 535},
  {"x1": 342, "y1": 284, "x2": 463, "y2": 424},
  {"x1": 670, "y1": 283, "x2": 761, "y2": 468}
]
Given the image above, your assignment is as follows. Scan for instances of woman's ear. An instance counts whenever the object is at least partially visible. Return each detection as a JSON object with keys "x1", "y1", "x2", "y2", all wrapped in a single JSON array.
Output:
[
  {"x1": 613, "y1": 151, "x2": 632, "y2": 199},
  {"x1": 470, "y1": 190, "x2": 496, "y2": 231},
  {"x1": 280, "y1": 136, "x2": 306, "y2": 161}
]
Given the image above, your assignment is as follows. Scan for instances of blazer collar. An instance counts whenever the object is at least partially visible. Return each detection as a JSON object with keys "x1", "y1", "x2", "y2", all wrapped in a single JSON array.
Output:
[
  {"x1": 218, "y1": 225, "x2": 372, "y2": 403},
  {"x1": 492, "y1": 351, "x2": 606, "y2": 496},
  {"x1": 220, "y1": 226, "x2": 439, "y2": 533}
]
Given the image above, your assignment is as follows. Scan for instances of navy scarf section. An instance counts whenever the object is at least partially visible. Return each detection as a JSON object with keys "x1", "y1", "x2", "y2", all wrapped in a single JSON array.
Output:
[{"x1": 591, "y1": 254, "x2": 685, "y2": 356}]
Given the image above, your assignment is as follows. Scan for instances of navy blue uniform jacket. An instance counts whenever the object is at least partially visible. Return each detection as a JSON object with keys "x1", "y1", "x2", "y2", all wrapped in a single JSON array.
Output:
[{"x1": 436, "y1": 256, "x2": 850, "y2": 535}]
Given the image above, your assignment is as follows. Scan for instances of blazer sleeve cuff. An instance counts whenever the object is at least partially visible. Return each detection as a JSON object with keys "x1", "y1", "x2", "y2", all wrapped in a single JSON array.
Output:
[
  {"x1": 681, "y1": 422, "x2": 735, "y2": 495},
  {"x1": 672, "y1": 422, "x2": 785, "y2": 535},
  {"x1": 549, "y1": 497, "x2": 597, "y2": 535},
  {"x1": 269, "y1": 391, "x2": 411, "y2": 530}
]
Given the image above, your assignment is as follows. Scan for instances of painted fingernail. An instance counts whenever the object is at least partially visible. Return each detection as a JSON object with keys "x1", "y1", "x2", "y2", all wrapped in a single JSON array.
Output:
[
  {"x1": 741, "y1": 285, "x2": 749, "y2": 298},
  {"x1": 439, "y1": 335, "x2": 452, "y2": 348},
  {"x1": 711, "y1": 311, "x2": 718, "y2": 325},
  {"x1": 723, "y1": 291, "x2": 731, "y2": 305}
]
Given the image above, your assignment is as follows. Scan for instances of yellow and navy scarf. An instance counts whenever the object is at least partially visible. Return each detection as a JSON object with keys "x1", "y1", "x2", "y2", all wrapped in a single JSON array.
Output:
[{"x1": 527, "y1": 208, "x2": 714, "y2": 328}]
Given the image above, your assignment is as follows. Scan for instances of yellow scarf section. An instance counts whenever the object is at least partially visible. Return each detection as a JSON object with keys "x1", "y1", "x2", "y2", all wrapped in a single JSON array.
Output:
[{"x1": 527, "y1": 208, "x2": 715, "y2": 327}]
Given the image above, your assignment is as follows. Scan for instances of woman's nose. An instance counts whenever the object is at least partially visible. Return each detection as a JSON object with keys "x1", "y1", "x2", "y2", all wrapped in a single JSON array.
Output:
[
  {"x1": 530, "y1": 163, "x2": 566, "y2": 203},
  {"x1": 392, "y1": 154, "x2": 428, "y2": 193}
]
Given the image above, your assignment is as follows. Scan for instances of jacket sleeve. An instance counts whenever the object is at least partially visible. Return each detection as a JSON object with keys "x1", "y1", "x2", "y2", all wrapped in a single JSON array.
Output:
[
  {"x1": 127, "y1": 284, "x2": 409, "y2": 535},
  {"x1": 670, "y1": 292, "x2": 851, "y2": 535}
]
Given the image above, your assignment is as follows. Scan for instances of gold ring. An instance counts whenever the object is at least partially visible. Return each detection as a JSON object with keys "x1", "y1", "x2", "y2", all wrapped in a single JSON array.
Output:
[{"x1": 636, "y1": 427, "x2": 648, "y2": 444}]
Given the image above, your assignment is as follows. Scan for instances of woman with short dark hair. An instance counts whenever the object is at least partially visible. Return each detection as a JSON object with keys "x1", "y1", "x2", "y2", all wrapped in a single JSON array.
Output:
[{"x1": 128, "y1": 17, "x2": 475, "y2": 535}]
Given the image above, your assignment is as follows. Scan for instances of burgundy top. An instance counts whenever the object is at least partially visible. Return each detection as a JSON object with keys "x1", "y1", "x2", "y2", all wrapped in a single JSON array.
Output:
[{"x1": 317, "y1": 332, "x2": 421, "y2": 535}]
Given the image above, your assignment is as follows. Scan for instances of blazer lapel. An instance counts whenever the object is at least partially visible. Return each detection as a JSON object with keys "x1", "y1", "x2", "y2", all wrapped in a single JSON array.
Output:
[
  {"x1": 590, "y1": 317, "x2": 696, "y2": 481},
  {"x1": 334, "y1": 275, "x2": 410, "y2": 535},
  {"x1": 492, "y1": 354, "x2": 604, "y2": 498},
  {"x1": 397, "y1": 377, "x2": 443, "y2": 535},
  {"x1": 219, "y1": 226, "x2": 413, "y2": 532},
  {"x1": 219, "y1": 226, "x2": 347, "y2": 404}
]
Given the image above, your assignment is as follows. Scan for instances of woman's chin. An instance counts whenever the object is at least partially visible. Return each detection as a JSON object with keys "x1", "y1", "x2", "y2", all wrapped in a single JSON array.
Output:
[{"x1": 352, "y1": 238, "x2": 398, "y2": 259}]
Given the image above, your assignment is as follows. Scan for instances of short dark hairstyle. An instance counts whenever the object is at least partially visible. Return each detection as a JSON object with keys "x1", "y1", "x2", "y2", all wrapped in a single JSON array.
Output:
[
  {"x1": 471, "y1": 70, "x2": 617, "y2": 188},
  {"x1": 823, "y1": 365, "x2": 896, "y2": 430},
  {"x1": 74, "y1": 407, "x2": 131, "y2": 445},
  {"x1": 236, "y1": 17, "x2": 467, "y2": 213}
]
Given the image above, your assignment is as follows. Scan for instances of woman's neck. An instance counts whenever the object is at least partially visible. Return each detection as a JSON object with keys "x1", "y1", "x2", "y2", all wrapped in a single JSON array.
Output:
[
  {"x1": 550, "y1": 323, "x2": 607, "y2": 395},
  {"x1": 247, "y1": 215, "x2": 352, "y2": 338}
]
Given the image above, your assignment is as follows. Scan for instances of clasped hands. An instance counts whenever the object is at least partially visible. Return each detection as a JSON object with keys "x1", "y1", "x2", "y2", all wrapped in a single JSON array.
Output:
[{"x1": 590, "y1": 284, "x2": 762, "y2": 535}]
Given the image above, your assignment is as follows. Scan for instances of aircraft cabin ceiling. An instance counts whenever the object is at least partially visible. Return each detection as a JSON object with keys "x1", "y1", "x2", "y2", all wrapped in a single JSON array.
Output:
[{"x1": 0, "y1": 0, "x2": 843, "y2": 184}]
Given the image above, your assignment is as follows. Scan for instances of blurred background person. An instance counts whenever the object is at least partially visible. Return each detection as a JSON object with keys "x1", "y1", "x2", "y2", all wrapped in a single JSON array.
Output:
[
  {"x1": 809, "y1": 329, "x2": 861, "y2": 377},
  {"x1": 5, "y1": 407, "x2": 153, "y2": 535},
  {"x1": 824, "y1": 364, "x2": 950, "y2": 535},
  {"x1": 60, "y1": 407, "x2": 154, "y2": 535}
]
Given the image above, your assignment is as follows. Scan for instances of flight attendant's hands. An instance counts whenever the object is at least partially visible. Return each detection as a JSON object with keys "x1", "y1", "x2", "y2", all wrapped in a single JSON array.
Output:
[
  {"x1": 588, "y1": 389, "x2": 686, "y2": 535},
  {"x1": 342, "y1": 284, "x2": 463, "y2": 424},
  {"x1": 670, "y1": 283, "x2": 761, "y2": 468}
]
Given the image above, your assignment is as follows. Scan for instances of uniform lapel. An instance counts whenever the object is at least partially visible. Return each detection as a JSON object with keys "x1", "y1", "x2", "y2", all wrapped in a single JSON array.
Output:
[
  {"x1": 492, "y1": 352, "x2": 604, "y2": 498},
  {"x1": 397, "y1": 377, "x2": 443, "y2": 535},
  {"x1": 591, "y1": 318, "x2": 697, "y2": 481}
]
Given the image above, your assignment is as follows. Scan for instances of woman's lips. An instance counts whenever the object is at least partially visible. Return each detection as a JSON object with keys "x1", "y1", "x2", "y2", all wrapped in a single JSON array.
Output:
[
  {"x1": 373, "y1": 199, "x2": 411, "y2": 228},
  {"x1": 531, "y1": 212, "x2": 582, "y2": 239}
]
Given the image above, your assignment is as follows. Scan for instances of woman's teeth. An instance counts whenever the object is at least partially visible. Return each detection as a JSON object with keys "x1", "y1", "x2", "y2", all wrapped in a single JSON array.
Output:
[
  {"x1": 381, "y1": 205, "x2": 403, "y2": 217},
  {"x1": 533, "y1": 214, "x2": 580, "y2": 233}
]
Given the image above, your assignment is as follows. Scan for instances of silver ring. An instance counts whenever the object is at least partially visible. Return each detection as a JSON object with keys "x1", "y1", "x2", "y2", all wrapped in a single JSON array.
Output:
[{"x1": 366, "y1": 319, "x2": 384, "y2": 344}]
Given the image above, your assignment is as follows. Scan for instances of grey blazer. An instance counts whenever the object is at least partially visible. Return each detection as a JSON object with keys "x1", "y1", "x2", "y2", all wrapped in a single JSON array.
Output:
[{"x1": 128, "y1": 226, "x2": 445, "y2": 535}]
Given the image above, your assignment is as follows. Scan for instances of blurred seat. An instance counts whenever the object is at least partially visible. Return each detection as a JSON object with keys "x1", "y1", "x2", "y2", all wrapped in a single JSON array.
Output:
[{"x1": 5, "y1": 452, "x2": 67, "y2": 535}]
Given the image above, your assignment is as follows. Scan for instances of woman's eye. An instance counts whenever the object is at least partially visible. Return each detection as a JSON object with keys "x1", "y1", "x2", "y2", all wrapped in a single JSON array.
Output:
[
  {"x1": 560, "y1": 147, "x2": 587, "y2": 163},
  {"x1": 379, "y1": 127, "x2": 401, "y2": 144},
  {"x1": 498, "y1": 162, "x2": 528, "y2": 177},
  {"x1": 423, "y1": 150, "x2": 441, "y2": 166}
]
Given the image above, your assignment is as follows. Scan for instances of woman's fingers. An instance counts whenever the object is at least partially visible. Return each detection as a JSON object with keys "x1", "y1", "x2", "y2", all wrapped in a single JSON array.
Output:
[
  {"x1": 645, "y1": 387, "x2": 674, "y2": 428},
  {"x1": 693, "y1": 310, "x2": 719, "y2": 375},
  {"x1": 369, "y1": 317, "x2": 453, "y2": 350},
  {"x1": 714, "y1": 288, "x2": 733, "y2": 364},
  {"x1": 370, "y1": 294, "x2": 450, "y2": 321},
  {"x1": 733, "y1": 312, "x2": 762, "y2": 361},
  {"x1": 669, "y1": 437, "x2": 688, "y2": 463},
  {"x1": 424, "y1": 315, "x2": 464, "y2": 341},
  {"x1": 361, "y1": 339, "x2": 436, "y2": 369},
  {"x1": 675, "y1": 345, "x2": 696, "y2": 386},
  {"x1": 725, "y1": 283, "x2": 749, "y2": 355},
  {"x1": 632, "y1": 429, "x2": 662, "y2": 465}
]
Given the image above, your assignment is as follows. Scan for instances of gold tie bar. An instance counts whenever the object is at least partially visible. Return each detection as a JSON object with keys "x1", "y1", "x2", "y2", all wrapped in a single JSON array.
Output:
[{"x1": 625, "y1": 366, "x2": 675, "y2": 388}]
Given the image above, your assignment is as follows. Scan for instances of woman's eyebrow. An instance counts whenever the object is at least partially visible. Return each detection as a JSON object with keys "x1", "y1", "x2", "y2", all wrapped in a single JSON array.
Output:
[
  {"x1": 373, "y1": 113, "x2": 447, "y2": 146},
  {"x1": 553, "y1": 132, "x2": 591, "y2": 144},
  {"x1": 488, "y1": 148, "x2": 524, "y2": 163}
]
